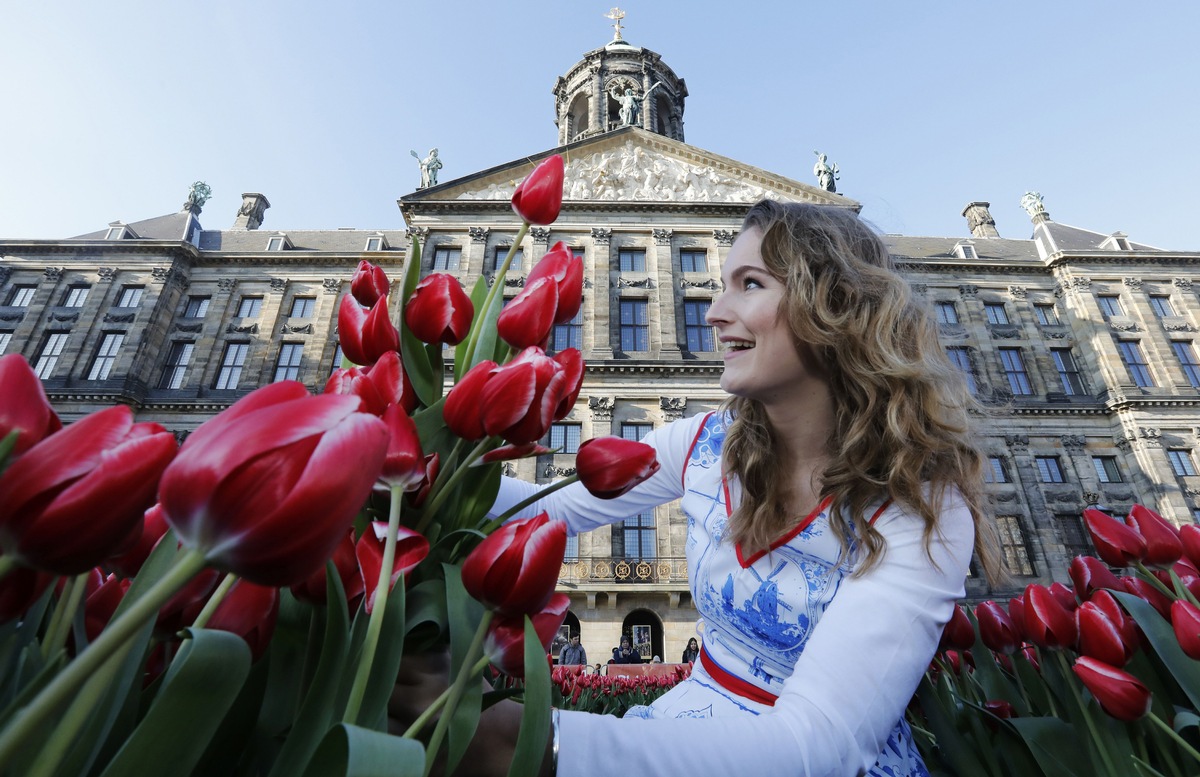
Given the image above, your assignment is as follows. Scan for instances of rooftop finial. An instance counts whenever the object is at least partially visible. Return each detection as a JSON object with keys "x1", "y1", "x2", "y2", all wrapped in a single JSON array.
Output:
[
  {"x1": 605, "y1": 7, "x2": 626, "y2": 41},
  {"x1": 183, "y1": 181, "x2": 212, "y2": 214}
]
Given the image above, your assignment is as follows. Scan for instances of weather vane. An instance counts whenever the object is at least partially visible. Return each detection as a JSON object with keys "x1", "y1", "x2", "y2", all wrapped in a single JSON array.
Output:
[{"x1": 605, "y1": 7, "x2": 625, "y2": 41}]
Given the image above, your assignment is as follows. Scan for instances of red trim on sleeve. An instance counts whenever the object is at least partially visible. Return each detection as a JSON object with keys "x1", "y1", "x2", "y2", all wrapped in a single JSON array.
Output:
[
  {"x1": 698, "y1": 646, "x2": 778, "y2": 707},
  {"x1": 681, "y1": 412, "x2": 716, "y2": 491}
]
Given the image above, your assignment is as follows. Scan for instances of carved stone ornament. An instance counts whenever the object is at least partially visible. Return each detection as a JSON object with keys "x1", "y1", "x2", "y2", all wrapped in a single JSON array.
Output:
[
  {"x1": 281, "y1": 323, "x2": 314, "y2": 335},
  {"x1": 652, "y1": 228, "x2": 673, "y2": 246},
  {"x1": 44, "y1": 267, "x2": 62, "y2": 281},
  {"x1": 1109, "y1": 320, "x2": 1141, "y2": 332},
  {"x1": 227, "y1": 323, "x2": 260, "y2": 334},
  {"x1": 1008, "y1": 285, "x2": 1028, "y2": 300},
  {"x1": 502, "y1": 463, "x2": 516, "y2": 477},
  {"x1": 0, "y1": 267, "x2": 10, "y2": 285},
  {"x1": 323, "y1": 278, "x2": 342, "y2": 295},
  {"x1": 456, "y1": 140, "x2": 775, "y2": 204},
  {"x1": 104, "y1": 312, "x2": 136, "y2": 324},
  {"x1": 0, "y1": 312, "x2": 25, "y2": 323},
  {"x1": 680, "y1": 278, "x2": 719, "y2": 290},
  {"x1": 713, "y1": 229, "x2": 736, "y2": 247},
  {"x1": 530, "y1": 227, "x2": 550, "y2": 244},
  {"x1": 1105, "y1": 491, "x2": 1134, "y2": 502},
  {"x1": 660, "y1": 397, "x2": 687, "y2": 420},
  {"x1": 405, "y1": 226, "x2": 430, "y2": 241},
  {"x1": 1060, "y1": 434, "x2": 1087, "y2": 450},
  {"x1": 1005, "y1": 434, "x2": 1030, "y2": 452},
  {"x1": 504, "y1": 277, "x2": 526, "y2": 288},
  {"x1": 990, "y1": 326, "x2": 1020, "y2": 339},
  {"x1": 469, "y1": 226, "x2": 490, "y2": 244},
  {"x1": 270, "y1": 277, "x2": 287, "y2": 291},
  {"x1": 1083, "y1": 492, "x2": 1101, "y2": 506},
  {"x1": 588, "y1": 396, "x2": 615, "y2": 419},
  {"x1": 172, "y1": 429, "x2": 191, "y2": 445},
  {"x1": 217, "y1": 278, "x2": 238, "y2": 292},
  {"x1": 151, "y1": 267, "x2": 171, "y2": 283},
  {"x1": 992, "y1": 492, "x2": 1018, "y2": 503},
  {"x1": 174, "y1": 322, "x2": 203, "y2": 333},
  {"x1": 1043, "y1": 330, "x2": 1068, "y2": 339},
  {"x1": 591, "y1": 228, "x2": 612, "y2": 245},
  {"x1": 49, "y1": 311, "x2": 79, "y2": 323},
  {"x1": 98, "y1": 267, "x2": 117, "y2": 282},
  {"x1": 1046, "y1": 490, "x2": 1081, "y2": 504},
  {"x1": 958, "y1": 284, "x2": 979, "y2": 298},
  {"x1": 616, "y1": 277, "x2": 654, "y2": 289},
  {"x1": 910, "y1": 283, "x2": 927, "y2": 295},
  {"x1": 1174, "y1": 278, "x2": 1193, "y2": 291},
  {"x1": 1164, "y1": 320, "x2": 1197, "y2": 332},
  {"x1": 543, "y1": 465, "x2": 577, "y2": 478},
  {"x1": 1071, "y1": 277, "x2": 1092, "y2": 292},
  {"x1": 1122, "y1": 277, "x2": 1144, "y2": 291}
]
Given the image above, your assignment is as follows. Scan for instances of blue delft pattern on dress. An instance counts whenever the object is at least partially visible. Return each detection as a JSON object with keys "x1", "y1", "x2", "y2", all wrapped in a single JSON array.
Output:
[{"x1": 629, "y1": 413, "x2": 929, "y2": 776}]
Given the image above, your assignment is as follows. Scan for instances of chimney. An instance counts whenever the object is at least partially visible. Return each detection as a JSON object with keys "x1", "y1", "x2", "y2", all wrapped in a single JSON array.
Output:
[
  {"x1": 961, "y1": 202, "x2": 999, "y2": 238},
  {"x1": 232, "y1": 193, "x2": 270, "y2": 230}
]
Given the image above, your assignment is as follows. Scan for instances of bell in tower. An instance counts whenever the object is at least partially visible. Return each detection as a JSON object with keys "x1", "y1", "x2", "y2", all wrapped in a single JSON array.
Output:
[{"x1": 552, "y1": 8, "x2": 688, "y2": 146}]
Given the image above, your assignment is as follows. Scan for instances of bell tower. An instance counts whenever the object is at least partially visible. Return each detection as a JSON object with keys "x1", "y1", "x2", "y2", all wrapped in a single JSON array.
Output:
[{"x1": 552, "y1": 9, "x2": 688, "y2": 146}]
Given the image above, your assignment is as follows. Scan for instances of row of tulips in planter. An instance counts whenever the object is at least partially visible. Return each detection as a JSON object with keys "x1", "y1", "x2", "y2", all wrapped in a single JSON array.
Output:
[
  {"x1": 0, "y1": 153, "x2": 661, "y2": 777},
  {"x1": 545, "y1": 665, "x2": 691, "y2": 717},
  {"x1": 910, "y1": 504, "x2": 1200, "y2": 777}
]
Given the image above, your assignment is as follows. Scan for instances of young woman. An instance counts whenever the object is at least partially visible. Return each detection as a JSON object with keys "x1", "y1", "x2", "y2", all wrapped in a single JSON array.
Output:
[
  {"x1": 681, "y1": 637, "x2": 700, "y2": 664},
  {"x1": 394, "y1": 200, "x2": 1002, "y2": 776}
]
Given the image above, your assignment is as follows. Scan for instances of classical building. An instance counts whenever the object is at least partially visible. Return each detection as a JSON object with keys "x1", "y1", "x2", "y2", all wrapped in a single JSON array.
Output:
[{"x1": 3, "y1": 27, "x2": 1199, "y2": 666}]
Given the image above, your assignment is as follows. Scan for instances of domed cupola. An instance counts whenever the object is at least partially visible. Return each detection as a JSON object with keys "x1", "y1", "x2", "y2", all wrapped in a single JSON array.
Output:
[{"x1": 552, "y1": 9, "x2": 688, "y2": 146}]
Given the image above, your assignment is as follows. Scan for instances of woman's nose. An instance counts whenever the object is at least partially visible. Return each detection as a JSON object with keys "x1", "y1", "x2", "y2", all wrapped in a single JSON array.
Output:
[{"x1": 706, "y1": 293, "x2": 730, "y2": 326}]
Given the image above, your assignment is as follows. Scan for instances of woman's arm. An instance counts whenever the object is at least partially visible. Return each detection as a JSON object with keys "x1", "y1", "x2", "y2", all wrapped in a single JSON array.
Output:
[{"x1": 553, "y1": 494, "x2": 975, "y2": 777}]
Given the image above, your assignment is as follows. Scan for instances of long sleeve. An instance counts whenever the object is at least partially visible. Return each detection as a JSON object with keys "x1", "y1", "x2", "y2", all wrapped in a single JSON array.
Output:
[{"x1": 555, "y1": 494, "x2": 975, "y2": 777}]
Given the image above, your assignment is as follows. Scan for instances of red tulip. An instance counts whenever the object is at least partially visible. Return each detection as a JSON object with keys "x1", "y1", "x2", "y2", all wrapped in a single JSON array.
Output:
[
  {"x1": 0, "y1": 560, "x2": 53, "y2": 622},
  {"x1": 1180, "y1": 524, "x2": 1200, "y2": 567},
  {"x1": 1049, "y1": 582, "x2": 1078, "y2": 611},
  {"x1": 528, "y1": 242, "x2": 584, "y2": 326},
  {"x1": 1077, "y1": 599, "x2": 1134, "y2": 666},
  {"x1": 976, "y1": 600, "x2": 1020, "y2": 655},
  {"x1": 1068, "y1": 556, "x2": 1122, "y2": 601},
  {"x1": 158, "y1": 382, "x2": 389, "y2": 587},
  {"x1": 497, "y1": 277, "x2": 558, "y2": 350},
  {"x1": 1018, "y1": 643, "x2": 1040, "y2": 672},
  {"x1": 1022, "y1": 584, "x2": 1078, "y2": 649},
  {"x1": 325, "y1": 351, "x2": 417, "y2": 416},
  {"x1": 290, "y1": 529, "x2": 365, "y2": 606},
  {"x1": 480, "y1": 348, "x2": 579, "y2": 445},
  {"x1": 443, "y1": 360, "x2": 497, "y2": 441},
  {"x1": 481, "y1": 443, "x2": 552, "y2": 463},
  {"x1": 1072, "y1": 656, "x2": 1152, "y2": 721},
  {"x1": 107, "y1": 503, "x2": 171, "y2": 579},
  {"x1": 511, "y1": 155, "x2": 564, "y2": 226},
  {"x1": 485, "y1": 593, "x2": 571, "y2": 677},
  {"x1": 983, "y1": 699, "x2": 1016, "y2": 720},
  {"x1": 404, "y1": 273, "x2": 474, "y2": 346},
  {"x1": 84, "y1": 573, "x2": 130, "y2": 643},
  {"x1": 462, "y1": 513, "x2": 566, "y2": 616},
  {"x1": 1119, "y1": 575, "x2": 1173, "y2": 620},
  {"x1": 0, "y1": 354, "x2": 61, "y2": 456},
  {"x1": 0, "y1": 406, "x2": 177, "y2": 575},
  {"x1": 203, "y1": 579, "x2": 280, "y2": 661},
  {"x1": 407, "y1": 453, "x2": 439, "y2": 509},
  {"x1": 1007, "y1": 597, "x2": 1026, "y2": 638},
  {"x1": 1089, "y1": 590, "x2": 1138, "y2": 651},
  {"x1": 338, "y1": 294, "x2": 400, "y2": 367},
  {"x1": 355, "y1": 521, "x2": 430, "y2": 614},
  {"x1": 351, "y1": 260, "x2": 391, "y2": 308},
  {"x1": 942, "y1": 649, "x2": 973, "y2": 675},
  {"x1": 1126, "y1": 504, "x2": 1182, "y2": 567},
  {"x1": 157, "y1": 567, "x2": 222, "y2": 635},
  {"x1": 379, "y1": 405, "x2": 426, "y2": 491},
  {"x1": 575, "y1": 437, "x2": 661, "y2": 499},
  {"x1": 550, "y1": 348, "x2": 584, "y2": 420},
  {"x1": 1083, "y1": 508, "x2": 1147, "y2": 567},
  {"x1": 1171, "y1": 599, "x2": 1200, "y2": 659},
  {"x1": 938, "y1": 604, "x2": 975, "y2": 652}
]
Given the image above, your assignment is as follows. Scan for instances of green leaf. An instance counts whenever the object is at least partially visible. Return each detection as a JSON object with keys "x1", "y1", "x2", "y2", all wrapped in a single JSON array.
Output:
[
  {"x1": 357, "y1": 576, "x2": 407, "y2": 731},
  {"x1": 193, "y1": 653, "x2": 270, "y2": 776},
  {"x1": 455, "y1": 274, "x2": 492, "y2": 380},
  {"x1": 301, "y1": 723, "x2": 425, "y2": 777},
  {"x1": 1007, "y1": 717, "x2": 1089, "y2": 777},
  {"x1": 267, "y1": 567, "x2": 353, "y2": 777},
  {"x1": 404, "y1": 578, "x2": 448, "y2": 649},
  {"x1": 507, "y1": 616, "x2": 551, "y2": 777},
  {"x1": 397, "y1": 235, "x2": 438, "y2": 408},
  {"x1": 255, "y1": 589, "x2": 314, "y2": 740},
  {"x1": 914, "y1": 676, "x2": 989, "y2": 775},
  {"x1": 444, "y1": 564, "x2": 485, "y2": 776},
  {"x1": 1174, "y1": 708, "x2": 1200, "y2": 733},
  {"x1": 98, "y1": 628, "x2": 251, "y2": 777},
  {"x1": 1112, "y1": 591, "x2": 1200, "y2": 711}
]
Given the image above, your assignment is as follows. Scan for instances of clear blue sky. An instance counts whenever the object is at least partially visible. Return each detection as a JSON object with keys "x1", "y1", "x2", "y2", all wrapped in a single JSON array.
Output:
[{"x1": 2, "y1": 1, "x2": 1197, "y2": 249}]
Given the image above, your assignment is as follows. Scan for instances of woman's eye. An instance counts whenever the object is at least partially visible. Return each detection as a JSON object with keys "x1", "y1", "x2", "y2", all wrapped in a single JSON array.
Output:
[{"x1": 743, "y1": 277, "x2": 763, "y2": 290}]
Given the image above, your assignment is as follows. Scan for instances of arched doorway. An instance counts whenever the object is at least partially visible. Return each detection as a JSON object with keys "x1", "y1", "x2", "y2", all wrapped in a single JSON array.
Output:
[{"x1": 621, "y1": 608, "x2": 663, "y2": 662}]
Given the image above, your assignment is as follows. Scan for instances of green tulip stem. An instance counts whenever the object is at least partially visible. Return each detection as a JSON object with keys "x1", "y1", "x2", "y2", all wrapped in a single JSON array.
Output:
[
  {"x1": 462, "y1": 222, "x2": 529, "y2": 371},
  {"x1": 0, "y1": 547, "x2": 207, "y2": 771},
  {"x1": 417, "y1": 438, "x2": 493, "y2": 535},
  {"x1": 1148, "y1": 710, "x2": 1200, "y2": 765},
  {"x1": 189, "y1": 571, "x2": 238, "y2": 631},
  {"x1": 41, "y1": 571, "x2": 87, "y2": 662},
  {"x1": 344, "y1": 485, "x2": 405, "y2": 724},
  {"x1": 480, "y1": 474, "x2": 579, "y2": 535},
  {"x1": 0, "y1": 555, "x2": 17, "y2": 583},
  {"x1": 422, "y1": 610, "x2": 494, "y2": 777},
  {"x1": 1168, "y1": 567, "x2": 1200, "y2": 609},
  {"x1": 1009, "y1": 653, "x2": 1032, "y2": 711},
  {"x1": 1055, "y1": 650, "x2": 1119, "y2": 777},
  {"x1": 400, "y1": 653, "x2": 491, "y2": 740}
]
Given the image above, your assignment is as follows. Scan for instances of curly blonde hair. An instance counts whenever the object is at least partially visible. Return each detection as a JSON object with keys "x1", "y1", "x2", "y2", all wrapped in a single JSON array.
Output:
[{"x1": 722, "y1": 200, "x2": 1004, "y2": 585}]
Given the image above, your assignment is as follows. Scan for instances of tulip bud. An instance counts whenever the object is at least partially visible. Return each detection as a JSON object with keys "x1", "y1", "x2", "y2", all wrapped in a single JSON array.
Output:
[
  {"x1": 485, "y1": 593, "x2": 571, "y2": 677},
  {"x1": 1048, "y1": 582, "x2": 1078, "y2": 611},
  {"x1": 1083, "y1": 508, "x2": 1147, "y2": 568},
  {"x1": 0, "y1": 354, "x2": 62, "y2": 457},
  {"x1": 325, "y1": 351, "x2": 417, "y2": 416},
  {"x1": 404, "y1": 273, "x2": 474, "y2": 346},
  {"x1": 356, "y1": 521, "x2": 430, "y2": 614},
  {"x1": 442, "y1": 360, "x2": 497, "y2": 441},
  {"x1": 351, "y1": 260, "x2": 391, "y2": 307},
  {"x1": 1119, "y1": 575, "x2": 1173, "y2": 620},
  {"x1": 462, "y1": 513, "x2": 566, "y2": 616},
  {"x1": 338, "y1": 294, "x2": 400, "y2": 367},
  {"x1": 511, "y1": 155, "x2": 565, "y2": 226},
  {"x1": 1180, "y1": 524, "x2": 1200, "y2": 567},
  {"x1": 938, "y1": 604, "x2": 976, "y2": 652},
  {"x1": 1126, "y1": 504, "x2": 1182, "y2": 567},
  {"x1": 526, "y1": 242, "x2": 584, "y2": 325},
  {"x1": 1022, "y1": 584, "x2": 1078, "y2": 650},
  {"x1": 1072, "y1": 656, "x2": 1152, "y2": 721},
  {"x1": 1068, "y1": 556, "x2": 1122, "y2": 601},
  {"x1": 576, "y1": 437, "x2": 661, "y2": 500},
  {"x1": 976, "y1": 600, "x2": 1020, "y2": 655},
  {"x1": 84, "y1": 573, "x2": 130, "y2": 643},
  {"x1": 107, "y1": 504, "x2": 171, "y2": 579},
  {"x1": 290, "y1": 529, "x2": 364, "y2": 606},
  {"x1": 497, "y1": 277, "x2": 558, "y2": 350},
  {"x1": 379, "y1": 405, "x2": 426, "y2": 491},
  {"x1": 204, "y1": 580, "x2": 280, "y2": 662},
  {"x1": 481, "y1": 443, "x2": 553, "y2": 463},
  {"x1": 1078, "y1": 599, "x2": 1134, "y2": 666},
  {"x1": 1172, "y1": 599, "x2": 1200, "y2": 660}
]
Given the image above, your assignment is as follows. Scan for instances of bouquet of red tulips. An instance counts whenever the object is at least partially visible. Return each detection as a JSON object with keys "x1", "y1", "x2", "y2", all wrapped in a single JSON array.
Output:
[
  {"x1": 911, "y1": 504, "x2": 1200, "y2": 776},
  {"x1": 0, "y1": 154, "x2": 660, "y2": 777}
]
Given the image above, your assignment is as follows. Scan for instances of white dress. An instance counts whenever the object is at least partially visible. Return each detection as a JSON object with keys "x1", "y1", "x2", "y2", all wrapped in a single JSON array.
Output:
[{"x1": 493, "y1": 412, "x2": 974, "y2": 777}]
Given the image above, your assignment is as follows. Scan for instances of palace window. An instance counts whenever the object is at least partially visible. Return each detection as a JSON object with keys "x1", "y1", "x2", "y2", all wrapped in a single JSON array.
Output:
[
  {"x1": 62, "y1": 285, "x2": 90, "y2": 308},
  {"x1": 87, "y1": 332, "x2": 124, "y2": 380},
  {"x1": 680, "y1": 249, "x2": 708, "y2": 273},
  {"x1": 1092, "y1": 456, "x2": 1123, "y2": 483},
  {"x1": 1035, "y1": 456, "x2": 1066, "y2": 483},
  {"x1": 618, "y1": 249, "x2": 646, "y2": 272},
  {"x1": 490, "y1": 246, "x2": 523, "y2": 273},
  {"x1": 274, "y1": 342, "x2": 304, "y2": 382},
  {"x1": 1097, "y1": 295, "x2": 1124, "y2": 319},
  {"x1": 159, "y1": 341, "x2": 194, "y2": 390},
  {"x1": 935, "y1": 301, "x2": 959, "y2": 325},
  {"x1": 1169, "y1": 449, "x2": 1198, "y2": 477},
  {"x1": 683, "y1": 300, "x2": 715, "y2": 352},
  {"x1": 115, "y1": 285, "x2": 144, "y2": 308},
  {"x1": 33, "y1": 333, "x2": 69, "y2": 380},
  {"x1": 0, "y1": 333, "x2": 11, "y2": 354},
  {"x1": 1051, "y1": 348, "x2": 1087, "y2": 395},
  {"x1": 432, "y1": 246, "x2": 462, "y2": 271},
  {"x1": 237, "y1": 296, "x2": 263, "y2": 318},
  {"x1": 619, "y1": 299, "x2": 649, "y2": 352},
  {"x1": 999, "y1": 348, "x2": 1033, "y2": 395},
  {"x1": 215, "y1": 342, "x2": 250, "y2": 390},
  {"x1": 1116, "y1": 340, "x2": 1154, "y2": 387},
  {"x1": 945, "y1": 346, "x2": 976, "y2": 394},
  {"x1": 550, "y1": 307, "x2": 583, "y2": 352},
  {"x1": 1173, "y1": 341, "x2": 1200, "y2": 388},
  {"x1": 1056, "y1": 513, "x2": 1094, "y2": 560},
  {"x1": 549, "y1": 422, "x2": 582, "y2": 454},
  {"x1": 1150, "y1": 295, "x2": 1176, "y2": 318},
  {"x1": 290, "y1": 296, "x2": 316, "y2": 318},
  {"x1": 6, "y1": 285, "x2": 36, "y2": 307},
  {"x1": 984, "y1": 456, "x2": 1009, "y2": 483},
  {"x1": 996, "y1": 516, "x2": 1035, "y2": 576},
  {"x1": 984, "y1": 302, "x2": 1010, "y2": 325},
  {"x1": 183, "y1": 296, "x2": 210, "y2": 318},
  {"x1": 1034, "y1": 304, "x2": 1059, "y2": 325}
]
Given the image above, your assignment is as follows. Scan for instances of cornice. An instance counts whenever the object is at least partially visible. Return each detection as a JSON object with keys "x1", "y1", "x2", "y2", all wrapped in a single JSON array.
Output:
[
  {"x1": 586, "y1": 361, "x2": 724, "y2": 376},
  {"x1": 1048, "y1": 251, "x2": 1200, "y2": 269},
  {"x1": 402, "y1": 200, "x2": 753, "y2": 219},
  {"x1": 897, "y1": 260, "x2": 1050, "y2": 275},
  {"x1": 1, "y1": 240, "x2": 201, "y2": 261}
]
